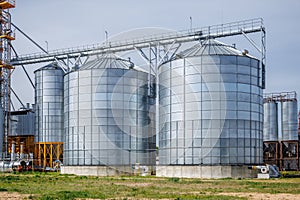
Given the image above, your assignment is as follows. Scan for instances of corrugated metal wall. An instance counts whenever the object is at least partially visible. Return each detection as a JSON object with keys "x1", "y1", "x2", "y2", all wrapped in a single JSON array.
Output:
[
  {"x1": 158, "y1": 40, "x2": 263, "y2": 165},
  {"x1": 34, "y1": 63, "x2": 64, "y2": 142},
  {"x1": 64, "y1": 56, "x2": 156, "y2": 168}
]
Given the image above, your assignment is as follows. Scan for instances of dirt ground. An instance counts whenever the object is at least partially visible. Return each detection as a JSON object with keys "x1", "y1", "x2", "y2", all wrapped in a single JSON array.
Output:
[
  {"x1": 219, "y1": 192, "x2": 300, "y2": 200},
  {"x1": 1, "y1": 191, "x2": 300, "y2": 200},
  {"x1": 0, "y1": 192, "x2": 30, "y2": 200}
]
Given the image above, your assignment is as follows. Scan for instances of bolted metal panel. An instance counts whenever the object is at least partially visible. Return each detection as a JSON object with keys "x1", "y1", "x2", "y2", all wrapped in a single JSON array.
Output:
[
  {"x1": 281, "y1": 100, "x2": 298, "y2": 140},
  {"x1": 64, "y1": 55, "x2": 156, "y2": 168},
  {"x1": 34, "y1": 63, "x2": 64, "y2": 143},
  {"x1": 158, "y1": 39, "x2": 263, "y2": 166},
  {"x1": 263, "y1": 101, "x2": 278, "y2": 141}
]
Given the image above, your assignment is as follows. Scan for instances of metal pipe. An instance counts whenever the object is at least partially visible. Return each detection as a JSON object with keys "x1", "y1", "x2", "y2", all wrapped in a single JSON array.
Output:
[
  {"x1": 11, "y1": 23, "x2": 69, "y2": 72},
  {"x1": 10, "y1": 87, "x2": 26, "y2": 108},
  {"x1": 20, "y1": 142, "x2": 24, "y2": 159},
  {"x1": 11, "y1": 22, "x2": 48, "y2": 54},
  {"x1": 9, "y1": 43, "x2": 35, "y2": 88},
  {"x1": 11, "y1": 142, "x2": 15, "y2": 161}
]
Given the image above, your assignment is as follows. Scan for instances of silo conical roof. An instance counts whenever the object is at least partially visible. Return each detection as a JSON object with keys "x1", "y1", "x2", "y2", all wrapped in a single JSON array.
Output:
[
  {"x1": 34, "y1": 62, "x2": 61, "y2": 73},
  {"x1": 178, "y1": 39, "x2": 243, "y2": 57},
  {"x1": 80, "y1": 54, "x2": 132, "y2": 70}
]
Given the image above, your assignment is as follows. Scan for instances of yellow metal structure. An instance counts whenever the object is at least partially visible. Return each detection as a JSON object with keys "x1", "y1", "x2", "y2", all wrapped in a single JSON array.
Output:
[
  {"x1": 0, "y1": 34, "x2": 15, "y2": 40},
  {"x1": 8, "y1": 135, "x2": 34, "y2": 155},
  {"x1": 0, "y1": 0, "x2": 15, "y2": 9},
  {"x1": 34, "y1": 142, "x2": 63, "y2": 168},
  {"x1": 0, "y1": 61, "x2": 13, "y2": 69},
  {"x1": 0, "y1": 0, "x2": 15, "y2": 69}
]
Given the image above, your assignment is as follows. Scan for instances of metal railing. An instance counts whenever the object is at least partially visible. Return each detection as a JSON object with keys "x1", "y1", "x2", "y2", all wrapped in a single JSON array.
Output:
[
  {"x1": 11, "y1": 18, "x2": 264, "y2": 66},
  {"x1": 263, "y1": 91, "x2": 297, "y2": 102}
]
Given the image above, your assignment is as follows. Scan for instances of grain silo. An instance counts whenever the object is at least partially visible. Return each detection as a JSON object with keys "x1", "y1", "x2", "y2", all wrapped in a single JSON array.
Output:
[
  {"x1": 263, "y1": 100, "x2": 278, "y2": 141},
  {"x1": 34, "y1": 63, "x2": 64, "y2": 168},
  {"x1": 62, "y1": 54, "x2": 156, "y2": 176},
  {"x1": 157, "y1": 39, "x2": 263, "y2": 178},
  {"x1": 281, "y1": 99, "x2": 298, "y2": 141}
]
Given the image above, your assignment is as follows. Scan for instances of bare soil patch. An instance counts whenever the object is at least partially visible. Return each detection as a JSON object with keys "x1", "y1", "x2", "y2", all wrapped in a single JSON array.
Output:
[
  {"x1": 0, "y1": 192, "x2": 31, "y2": 200},
  {"x1": 220, "y1": 192, "x2": 300, "y2": 200},
  {"x1": 114, "y1": 182, "x2": 153, "y2": 187}
]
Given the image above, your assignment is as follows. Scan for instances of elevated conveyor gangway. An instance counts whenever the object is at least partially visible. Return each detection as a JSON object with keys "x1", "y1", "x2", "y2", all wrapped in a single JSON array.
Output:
[{"x1": 11, "y1": 18, "x2": 265, "y2": 66}]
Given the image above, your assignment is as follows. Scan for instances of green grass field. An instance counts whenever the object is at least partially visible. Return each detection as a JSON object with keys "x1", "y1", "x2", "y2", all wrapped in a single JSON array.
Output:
[{"x1": 0, "y1": 172, "x2": 300, "y2": 199}]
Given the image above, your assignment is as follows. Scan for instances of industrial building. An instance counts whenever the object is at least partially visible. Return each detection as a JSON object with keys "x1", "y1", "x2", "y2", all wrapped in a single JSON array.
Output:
[
  {"x1": 0, "y1": 2, "x2": 297, "y2": 178},
  {"x1": 9, "y1": 107, "x2": 35, "y2": 160}
]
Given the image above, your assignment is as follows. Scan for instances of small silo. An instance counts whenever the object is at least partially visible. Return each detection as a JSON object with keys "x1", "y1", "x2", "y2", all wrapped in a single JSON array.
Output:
[
  {"x1": 62, "y1": 54, "x2": 156, "y2": 176},
  {"x1": 157, "y1": 39, "x2": 263, "y2": 178},
  {"x1": 281, "y1": 99, "x2": 298, "y2": 140},
  {"x1": 34, "y1": 63, "x2": 64, "y2": 167},
  {"x1": 263, "y1": 100, "x2": 278, "y2": 141}
]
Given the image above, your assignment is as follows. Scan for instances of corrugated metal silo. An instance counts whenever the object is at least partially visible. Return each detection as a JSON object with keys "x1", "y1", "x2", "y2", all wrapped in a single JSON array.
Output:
[
  {"x1": 263, "y1": 101, "x2": 278, "y2": 141},
  {"x1": 34, "y1": 63, "x2": 64, "y2": 168},
  {"x1": 281, "y1": 100, "x2": 298, "y2": 140},
  {"x1": 34, "y1": 63, "x2": 64, "y2": 142},
  {"x1": 62, "y1": 54, "x2": 156, "y2": 176},
  {"x1": 157, "y1": 39, "x2": 263, "y2": 178}
]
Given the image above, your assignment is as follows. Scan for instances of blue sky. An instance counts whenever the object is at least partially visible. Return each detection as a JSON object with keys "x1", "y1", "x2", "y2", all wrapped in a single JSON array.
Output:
[{"x1": 10, "y1": 0, "x2": 300, "y2": 109}]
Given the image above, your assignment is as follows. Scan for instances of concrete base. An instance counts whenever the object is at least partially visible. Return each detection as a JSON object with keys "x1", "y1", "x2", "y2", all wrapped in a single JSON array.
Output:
[
  {"x1": 156, "y1": 165, "x2": 257, "y2": 178},
  {"x1": 61, "y1": 165, "x2": 154, "y2": 176}
]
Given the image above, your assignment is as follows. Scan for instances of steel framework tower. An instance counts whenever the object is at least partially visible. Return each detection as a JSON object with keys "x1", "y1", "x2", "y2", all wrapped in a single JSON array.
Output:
[{"x1": 0, "y1": 0, "x2": 15, "y2": 156}]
